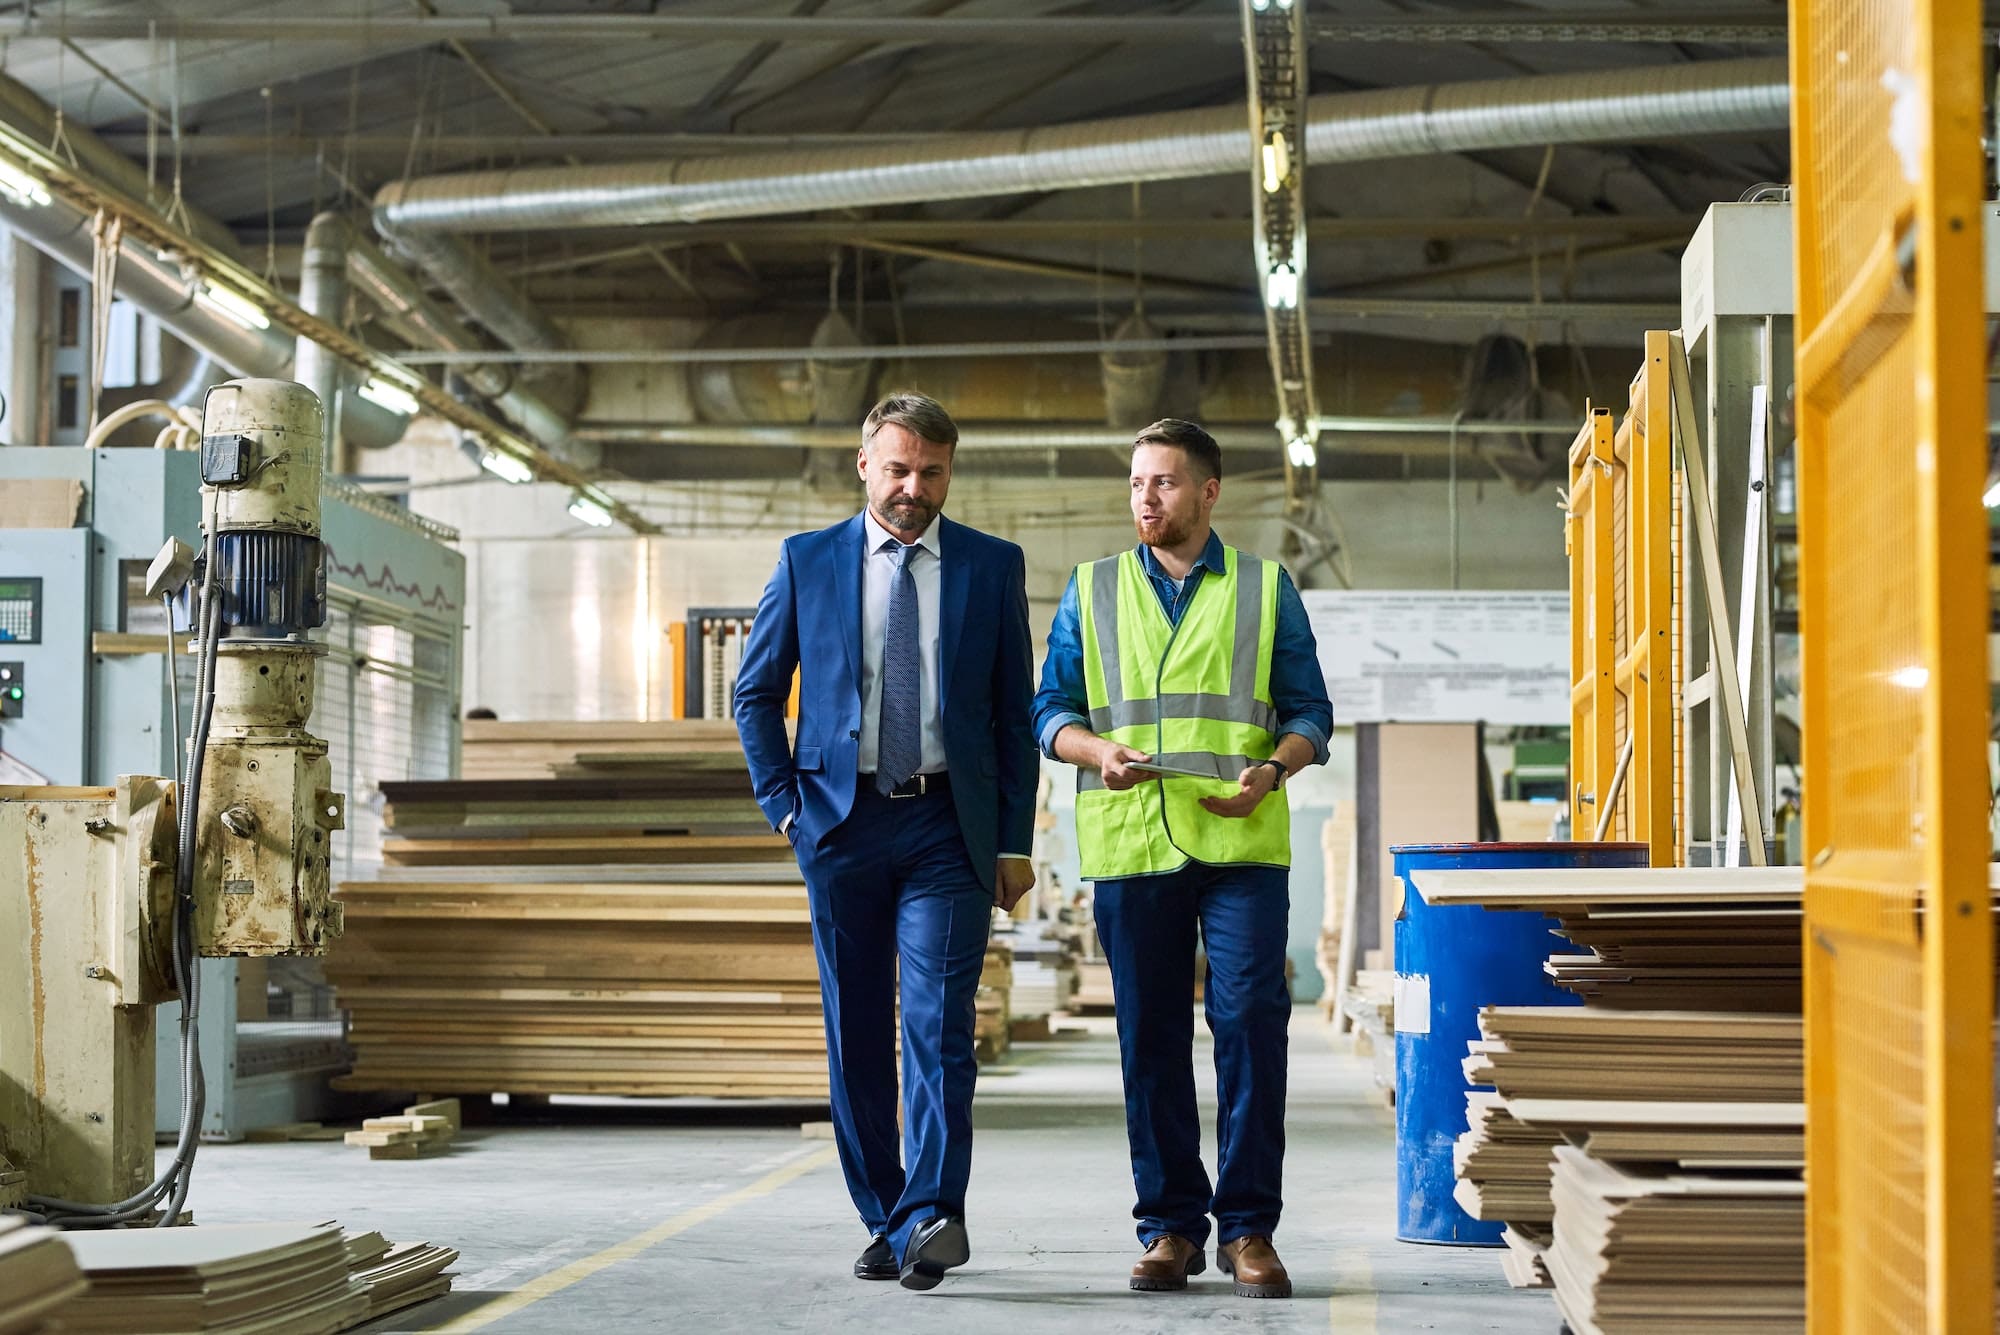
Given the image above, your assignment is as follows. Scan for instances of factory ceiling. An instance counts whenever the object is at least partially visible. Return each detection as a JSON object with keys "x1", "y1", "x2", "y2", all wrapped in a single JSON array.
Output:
[{"x1": 0, "y1": 0, "x2": 1797, "y2": 495}]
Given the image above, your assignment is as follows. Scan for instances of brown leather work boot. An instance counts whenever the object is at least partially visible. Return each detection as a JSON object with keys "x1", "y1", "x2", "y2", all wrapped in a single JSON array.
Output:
[
  {"x1": 1216, "y1": 1235, "x2": 1292, "y2": 1298},
  {"x1": 1129, "y1": 1234, "x2": 1206, "y2": 1292}
]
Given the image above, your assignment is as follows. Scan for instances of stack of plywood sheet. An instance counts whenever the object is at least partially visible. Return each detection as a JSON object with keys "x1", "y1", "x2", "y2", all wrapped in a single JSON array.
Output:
[
  {"x1": 0, "y1": 1216, "x2": 86, "y2": 1335},
  {"x1": 329, "y1": 875, "x2": 826, "y2": 1099},
  {"x1": 54, "y1": 1223, "x2": 367, "y2": 1335},
  {"x1": 1340, "y1": 969, "x2": 1396, "y2": 1095},
  {"x1": 333, "y1": 739, "x2": 827, "y2": 1101},
  {"x1": 458, "y1": 719, "x2": 772, "y2": 781},
  {"x1": 1451, "y1": 1006, "x2": 1802, "y2": 1290},
  {"x1": 1465, "y1": 1009, "x2": 1802, "y2": 1105},
  {"x1": 1408, "y1": 865, "x2": 1807, "y2": 1012},
  {"x1": 975, "y1": 941, "x2": 1012, "y2": 1063},
  {"x1": 1000, "y1": 921, "x2": 1078, "y2": 1021},
  {"x1": 341, "y1": 1232, "x2": 457, "y2": 1323},
  {"x1": 1544, "y1": 1145, "x2": 1804, "y2": 1335}
]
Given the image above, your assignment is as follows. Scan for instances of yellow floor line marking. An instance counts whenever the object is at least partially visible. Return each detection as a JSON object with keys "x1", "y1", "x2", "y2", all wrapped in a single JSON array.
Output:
[
  {"x1": 1327, "y1": 1246, "x2": 1380, "y2": 1333},
  {"x1": 435, "y1": 1144, "x2": 839, "y2": 1332}
]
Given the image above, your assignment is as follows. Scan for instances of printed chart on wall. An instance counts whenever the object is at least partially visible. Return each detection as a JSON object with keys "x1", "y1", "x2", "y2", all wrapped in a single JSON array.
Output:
[{"x1": 1301, "y1": 590, "x2": 1568, "y2": 725}]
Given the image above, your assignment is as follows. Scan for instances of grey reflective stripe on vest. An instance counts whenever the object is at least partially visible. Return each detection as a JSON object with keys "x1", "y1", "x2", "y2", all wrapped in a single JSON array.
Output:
[
  {"x1": 1230, "y1": 555, "x2": 1263, "y2": 701},
  {"x1": 1088, "y1": 694, "x2": 1278, "y2": 735},
  {"x1": 1076, "y1": 751, "x2": 1262, "y2": 792},
  {"x1": 1088, "y1": 555, "x2": 1125, "y2": 708}
]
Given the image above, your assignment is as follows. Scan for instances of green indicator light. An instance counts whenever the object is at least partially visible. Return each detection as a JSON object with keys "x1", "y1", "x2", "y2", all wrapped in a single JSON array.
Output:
[{"x1": 7, "y1": 687, "x2": 20, "y2": 700}]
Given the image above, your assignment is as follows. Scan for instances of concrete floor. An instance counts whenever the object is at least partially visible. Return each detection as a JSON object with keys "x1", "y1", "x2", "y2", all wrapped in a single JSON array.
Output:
[{"x1": 173, "y1": 1010, "x2": 1556, "y2": 1334}]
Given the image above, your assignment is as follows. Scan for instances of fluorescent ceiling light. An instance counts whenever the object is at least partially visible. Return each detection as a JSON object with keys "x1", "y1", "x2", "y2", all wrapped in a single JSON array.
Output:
[
  {"x1": 357, "y1": 377, "x2": 420, "y2": 415},
  {"x1": 478, "y1": 449, "x2": 535, "y2": 484},
  {"x1": 1260, "y1": 134, "x2": 1290, "y2": 194},
  {"x1": 568, "y1": 493, "x2": 614, "y2": 528},
  {"x1": 194, "y1": 280, "x2": 270, "y2": 330},
  {"x1": 1264, "y1": 263, "x2": 1300, "y2": 310},
  {"x1": 0, "y1": 159, "x2": 50, "y2": 208},
  {"x1": 1286, "y1": 436, "x2": 1317, "y2": 469}
]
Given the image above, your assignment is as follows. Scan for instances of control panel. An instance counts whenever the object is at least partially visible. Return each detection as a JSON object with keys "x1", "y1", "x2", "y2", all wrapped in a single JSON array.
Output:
[
  {"x1": 0, "y1": 537, "x2": 87, "y2": 782},
  {"x1": 0, "y1": 576, "x2": 41, "y2": 643}
]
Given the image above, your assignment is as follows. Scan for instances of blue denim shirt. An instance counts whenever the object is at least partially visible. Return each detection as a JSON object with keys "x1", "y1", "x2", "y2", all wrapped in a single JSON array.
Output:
[{"x1": 1032, "y1": 531, "x2": 1334, "y2": 764}]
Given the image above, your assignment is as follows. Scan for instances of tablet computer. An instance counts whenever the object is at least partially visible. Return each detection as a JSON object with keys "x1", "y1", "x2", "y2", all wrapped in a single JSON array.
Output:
[{"x1": 1127, "y1": 759, "x2": 1232, "y2": 781}]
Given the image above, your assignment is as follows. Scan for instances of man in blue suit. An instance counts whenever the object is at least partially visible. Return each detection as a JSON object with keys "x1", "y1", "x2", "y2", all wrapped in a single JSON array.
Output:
[{"x1": 734, "y1": 391, "x2": 1038, "y2": 1292}]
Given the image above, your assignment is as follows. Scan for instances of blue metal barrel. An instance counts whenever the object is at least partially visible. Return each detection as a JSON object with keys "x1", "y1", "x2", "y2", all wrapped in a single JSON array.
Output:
[{"x1": 1391, "y1": 840, "x2": 1648, "y2": 1245}]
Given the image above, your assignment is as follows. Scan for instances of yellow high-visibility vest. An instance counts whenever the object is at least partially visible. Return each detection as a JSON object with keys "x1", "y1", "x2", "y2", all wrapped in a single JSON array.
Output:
[{"x1": 1074, "y1": 545, "x2": 1290, "y2": 880}]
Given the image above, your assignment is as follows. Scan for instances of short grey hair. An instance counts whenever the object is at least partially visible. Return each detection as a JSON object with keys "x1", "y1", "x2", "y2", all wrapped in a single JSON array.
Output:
[{"x1": 863, "y1": 391, "x2": 959, "y2": 452}]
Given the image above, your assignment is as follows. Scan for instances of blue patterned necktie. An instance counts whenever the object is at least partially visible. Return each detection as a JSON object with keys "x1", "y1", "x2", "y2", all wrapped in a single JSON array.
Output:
[{"x1": 876, "y1": 540, "x2": 922, "y2": 794}]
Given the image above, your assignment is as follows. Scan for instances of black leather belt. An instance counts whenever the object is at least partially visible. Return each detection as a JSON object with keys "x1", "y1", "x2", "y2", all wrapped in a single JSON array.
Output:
[{"x1": 862, "y1": 772, "x2": 951, "y2": 799}]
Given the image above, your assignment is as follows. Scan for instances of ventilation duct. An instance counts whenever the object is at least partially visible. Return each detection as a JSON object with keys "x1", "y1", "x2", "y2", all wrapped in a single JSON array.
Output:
[
  {"x1": 1100, "y1": 311, "x2": 1169, "y2": 427},
  {"x1": 374, "y1": 228, "x2": 583, "y2": 418},
  {"x1": 298, "y1": 213, "x2": 352, "y2": 470},
  {"x1": 807, "y1": 309, "x2": 873, "y2": 426},
  {"x1": 344, "y1": 231, "x2": 592, "y2": 468},
  {"x1": 375, "y1": 58, "x2": 1787, "y2": 233}
]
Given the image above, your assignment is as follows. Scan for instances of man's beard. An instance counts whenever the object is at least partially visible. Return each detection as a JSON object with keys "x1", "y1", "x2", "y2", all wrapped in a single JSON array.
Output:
[
  {"x1": 875, "y1": 497, "x2": 937, "y2": 532},
  {"x1": 1136, "y1": 510, "x2": 1196, "y2": 548}
]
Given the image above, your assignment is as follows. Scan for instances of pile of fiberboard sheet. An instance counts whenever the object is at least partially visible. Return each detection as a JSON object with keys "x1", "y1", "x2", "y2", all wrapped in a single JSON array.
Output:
[{"x1": 54, "y1": 1223, "x2": 367, "y2": 1335}]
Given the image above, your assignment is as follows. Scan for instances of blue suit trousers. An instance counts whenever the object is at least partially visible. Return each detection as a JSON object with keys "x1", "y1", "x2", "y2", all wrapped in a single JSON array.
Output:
[
  {"x1": 798, "y1": 787, "x2": 992, "y2": 1262},
  {"x1": 1093, "y1": 861, "x2": 1291, "y2": 1249}
]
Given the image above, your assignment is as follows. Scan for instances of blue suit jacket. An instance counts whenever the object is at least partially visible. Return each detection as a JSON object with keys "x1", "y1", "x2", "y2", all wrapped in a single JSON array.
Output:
[{"x1": 732, "y1": 513, "x2": 1037, "y2": 892}]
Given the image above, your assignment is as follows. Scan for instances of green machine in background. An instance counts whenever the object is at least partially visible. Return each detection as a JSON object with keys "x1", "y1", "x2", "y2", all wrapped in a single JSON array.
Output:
[{"x1": 1503, "y1": 737, "x2": 1569, "y2": 803}]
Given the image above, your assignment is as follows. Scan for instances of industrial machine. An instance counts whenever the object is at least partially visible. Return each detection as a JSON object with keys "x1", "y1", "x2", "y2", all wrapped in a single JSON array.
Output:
[
  {"x1": 0, "y1": 378, "x2": 389, "y2": 1225},
  {"x1": 0, "y1": 416, "x2": 462, "y2": 1147}
]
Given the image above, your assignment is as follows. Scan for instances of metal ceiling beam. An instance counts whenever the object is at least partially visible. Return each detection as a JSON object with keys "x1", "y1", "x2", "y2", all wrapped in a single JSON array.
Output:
[
  {"x1": 572, "y1": 418, "x2": 1577, "y2": 449},
  {"x1": 0, "y1": 12, "x2": 1791, "y2": 44},
  {"x1": 98, "y1": 132, "x2": 952, "y2": 157},
  {"x1": 373, "y1": 59, "x2": 1789, "y2": 233},
  {"x1": 392, "y1": 335, "x2": 1273, "y2": 366}
]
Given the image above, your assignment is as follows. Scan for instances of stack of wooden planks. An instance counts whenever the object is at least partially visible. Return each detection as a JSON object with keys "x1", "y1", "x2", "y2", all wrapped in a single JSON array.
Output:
[
  {"x1": 329, "y1": 876, "x2": 826, "y2": 1100},
  {"x1": 1451, "y1": 1007, "x2": 1802, "y2": 1286},
  {"x1": 1000, "y1": 920, "x2": 1078, "y2": 1021},
  {"x1": 459, "y1": 719, "x2": 773, "y2": 781},
  {"x1": 54, "y1": 1223, "x2": 368, "y2": 1334},
  {"x1": 976, "y1": 942, "x2": 1013, "y2": 1063},
  {"x1": 1410, "y1": 865, "x2": 1815, "y2": 1315},
  {"x1": 1410, "y1": 865, "x2": 1807, "y2": 1012},
  {"x1": 332, "y1": 725, "x2": 828, "y2": 1101},
  {"x1": 341, "y1": 1232, "x2": 457, "y2": 1323},
  {"x1": 1544, "y1": 1145, "x2": 1804, "y2": 1335},
  {"x1": 344, "y1": 1099, "x2": 462, "y2": 1161},
  {"x1": 0, "y1": 1216, "x2": 86, "y2": 1335}
]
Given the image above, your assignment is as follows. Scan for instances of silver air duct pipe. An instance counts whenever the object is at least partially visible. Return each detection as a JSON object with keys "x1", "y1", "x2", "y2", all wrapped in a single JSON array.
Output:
[
  {"x1": 374, "y1": 58, "x2": 1787, "y2": 232},
  {"x1": 0, "y1": 191, "x2": 412, "y2": 457},
  {"x1": 0, "y1": 192, "x2": 293, "y2": 377},
  {"x1": 343, "y1": 233, "x2": 592, "y2": 468},
  {"x1": 372, "y1": 228, "x2": 583, "y2": 417},
  {"x1": 297, "y1": 213, "x2": 351, "y2": 472}
]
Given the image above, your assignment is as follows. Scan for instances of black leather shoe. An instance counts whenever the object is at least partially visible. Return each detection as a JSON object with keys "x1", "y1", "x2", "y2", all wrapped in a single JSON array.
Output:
[
  {"x1": 898, "y1": 1215, "x2": 970, "y2": 1291},
  {"x1": 854, "y1": 1234, "x2": 897, "y2": 1280}
]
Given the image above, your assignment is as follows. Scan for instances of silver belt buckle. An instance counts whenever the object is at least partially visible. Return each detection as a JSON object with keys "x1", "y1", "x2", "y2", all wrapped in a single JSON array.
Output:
[{"x1": 890, "y1": 775, "x2": 919, "y2": 799}]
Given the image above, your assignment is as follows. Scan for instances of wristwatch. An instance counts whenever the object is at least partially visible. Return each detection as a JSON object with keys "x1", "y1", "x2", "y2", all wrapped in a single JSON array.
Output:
[{"x1": 1259, "y1": 757, "x2": 1290, "y2": 789}]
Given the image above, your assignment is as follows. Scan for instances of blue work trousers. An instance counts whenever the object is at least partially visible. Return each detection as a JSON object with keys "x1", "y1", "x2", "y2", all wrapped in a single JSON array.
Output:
[
  {"x1": 797, "y1": 787, "x2": 992, "y2": 1263},
  {"x1": 1093, "y1": 860, "x2": 1290, "y2": 1249}
]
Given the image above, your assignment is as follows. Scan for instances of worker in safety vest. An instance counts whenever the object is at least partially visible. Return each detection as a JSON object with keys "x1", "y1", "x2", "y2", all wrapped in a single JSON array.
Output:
[{"x1": 1032, "y1": 418, "x2": 1332, "y2": 1300}]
